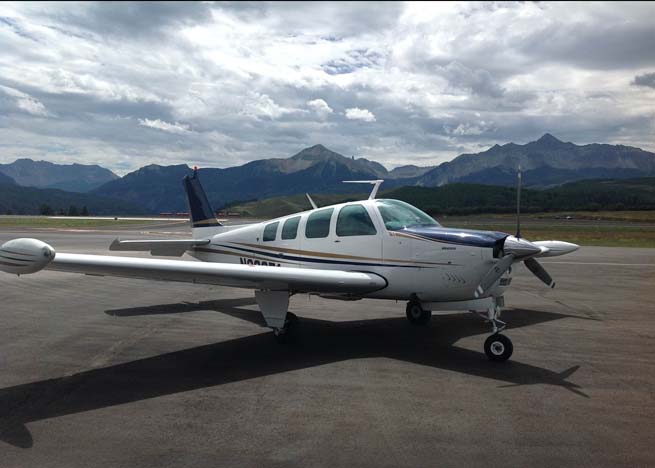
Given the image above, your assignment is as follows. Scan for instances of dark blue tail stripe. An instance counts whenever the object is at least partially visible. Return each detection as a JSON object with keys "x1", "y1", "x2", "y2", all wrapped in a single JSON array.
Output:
[{"x1": 183, "y1": 171, "x2": 221, "y2": 228}]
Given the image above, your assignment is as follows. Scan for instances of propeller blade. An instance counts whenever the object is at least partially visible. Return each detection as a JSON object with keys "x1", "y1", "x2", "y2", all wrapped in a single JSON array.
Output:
[
  {"x1": 475, "y1": 254, "x2": 514, "y2": 298},
  {"x1": 524, "y1": 257, "x2": 555, "y2": 288}
]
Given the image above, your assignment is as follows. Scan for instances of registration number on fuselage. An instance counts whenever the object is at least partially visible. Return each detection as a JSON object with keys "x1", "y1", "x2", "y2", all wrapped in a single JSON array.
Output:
[{"x1": 239, "y1": 257, "x2": 281, "y2": 267}]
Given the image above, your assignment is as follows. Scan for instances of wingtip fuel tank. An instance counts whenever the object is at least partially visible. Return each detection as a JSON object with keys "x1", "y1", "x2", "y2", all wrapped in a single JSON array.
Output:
[{"x1": 0, "y1": 238, "x2": 55, "y2": 275}]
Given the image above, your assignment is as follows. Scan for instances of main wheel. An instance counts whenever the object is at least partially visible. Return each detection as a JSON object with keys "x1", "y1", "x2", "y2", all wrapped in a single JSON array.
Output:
[
  {"x1": 406, "y1": 302, "x2": 431, "y2": 325},
  {"x1": 273, "y1": 312, "x2": 298, "y2": 344},
  {"x1": 484, "y1": 333, "x2": 513, "y2": 362}
]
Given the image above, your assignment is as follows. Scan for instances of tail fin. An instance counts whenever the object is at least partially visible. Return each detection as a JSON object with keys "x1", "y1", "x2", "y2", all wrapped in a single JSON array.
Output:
[{"x1": 182, "y1": 169, "x2": 221, "y2": 228}]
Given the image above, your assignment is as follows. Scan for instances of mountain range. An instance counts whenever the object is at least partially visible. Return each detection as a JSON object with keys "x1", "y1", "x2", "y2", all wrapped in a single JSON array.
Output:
[
  {"x1": 0, "y1": 180, "x2": 143, "y2": 215},
  {"x1": 228, "y1": 177, "x2": 655, "y2": 218},
  {"x1": 0, "y1": 159, "x2": 118, "y2": 192},
  {"x1": 92, "y1": 134, "x2": 654, "y2": 212},
  {"x1": 1, "y1": 134, "x2": 654, "y2": 214},
  {"x1": 418, "y1": 133, "x2": 655, "y2": 187}
]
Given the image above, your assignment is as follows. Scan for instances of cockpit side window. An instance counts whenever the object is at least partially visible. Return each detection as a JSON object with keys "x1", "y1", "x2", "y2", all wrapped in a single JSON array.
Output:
[
  {"x1": 336, "y1": 204, "x2": 377, "y2": 236},
  {"x1": 263, "y1": 221, "x2": 279, "y2": 242},
  {"x1": 375, "y1": 199, "x2": 440, "y2": 231},
  {"x1": 305, "y1": 208, "x2": 334, "y2": 238}
]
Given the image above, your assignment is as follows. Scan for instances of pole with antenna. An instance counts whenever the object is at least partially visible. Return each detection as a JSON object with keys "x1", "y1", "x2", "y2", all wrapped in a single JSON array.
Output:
[{"x1": 516, "y1": 165, "x2": 522, "y2": 238}]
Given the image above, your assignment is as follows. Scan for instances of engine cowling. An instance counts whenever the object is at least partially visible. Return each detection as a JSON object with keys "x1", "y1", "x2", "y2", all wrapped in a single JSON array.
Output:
[{"x1": 0, "y1": 238, "x2": 56, "y2": 275}]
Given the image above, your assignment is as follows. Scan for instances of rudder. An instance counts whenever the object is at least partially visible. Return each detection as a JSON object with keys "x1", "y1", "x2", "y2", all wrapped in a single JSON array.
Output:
[{"x1": 183, "y1": 169, "x2": 221, "y2": 228}]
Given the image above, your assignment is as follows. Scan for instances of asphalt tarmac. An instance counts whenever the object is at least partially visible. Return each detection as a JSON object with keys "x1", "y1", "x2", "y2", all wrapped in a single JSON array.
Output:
[{"x1": 1, "y1": 225, "x2": 654, "y2": 467}]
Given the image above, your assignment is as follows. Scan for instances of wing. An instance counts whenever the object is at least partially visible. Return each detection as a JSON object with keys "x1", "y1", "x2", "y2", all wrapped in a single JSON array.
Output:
[
  {"x1": 47, "y1": 253, "x2": 387, "y2": 294},
  {"x1": 110, "y1": 238, "x2": 210, "y2": 256},
  {"x1": 1, "y1": 238, "x2": 386, "y2": 294}
]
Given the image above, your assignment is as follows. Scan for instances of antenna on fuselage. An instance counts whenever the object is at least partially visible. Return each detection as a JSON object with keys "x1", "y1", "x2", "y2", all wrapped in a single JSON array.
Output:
[
  {"x1": 306, "y1": 193, "x2": 318, "y2": 210},
  {"x1": 516, "y1": 165, "x2": 522, "y2": 238},
  {"x1": 342, "y1": 180, "x2": 384, "y2": 200}
]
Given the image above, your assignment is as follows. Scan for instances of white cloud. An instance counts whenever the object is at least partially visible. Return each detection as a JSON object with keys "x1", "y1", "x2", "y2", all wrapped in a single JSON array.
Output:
[
  {"x1": 240, "y1": 92, "x2": 297, "y2": 120},
  {"x1": 138, "y1": 118, "x2": 191, "y2": 134},
  {"x1": 307, "y1": 99, "x2": 333, "y2": 119},
  {"x1": 345, "y1": 107, "x2": 376, "y2": 122},
  {"x1": 0, "y1": 1, "x2": 653, "y2": 172},
  {"x1": 0, "y1": 85, "x2": 49, "y2": 116},
  {"x1": 444, "y1": 121, "x2": 496, "y2": 136}
]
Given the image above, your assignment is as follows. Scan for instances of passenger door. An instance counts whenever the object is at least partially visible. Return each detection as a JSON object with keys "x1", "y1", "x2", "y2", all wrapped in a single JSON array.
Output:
[{"x1": 333, "y1": 204, "x2": 383, "y2": 270}]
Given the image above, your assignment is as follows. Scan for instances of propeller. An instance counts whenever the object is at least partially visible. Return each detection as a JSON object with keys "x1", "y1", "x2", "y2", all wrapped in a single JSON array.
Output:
[
  {"x1": 524, "y1": 257, "x2": 555, "y2": 288},
  {"x1": 473, "y1": 165, "x2": 558, "y2": 297}
]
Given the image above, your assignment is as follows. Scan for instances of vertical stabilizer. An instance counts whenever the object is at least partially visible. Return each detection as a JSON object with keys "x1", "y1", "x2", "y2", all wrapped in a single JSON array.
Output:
[{"x1": 183, "y1": 169, "x2": 221, "y2": 228}]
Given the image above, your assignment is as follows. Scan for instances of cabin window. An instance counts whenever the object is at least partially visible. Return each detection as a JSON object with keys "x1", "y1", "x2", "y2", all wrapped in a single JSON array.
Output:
[
  {"x1": 336, "y1": 204, "x2": 377, "y2": 237},
  {"x1": 305, "y1": 208, "x2": 334, "y2": 238},
  {"x1": 263, "y1": 222, "x2": 279, "y2": 242},
  {"x1": 282, "y1": 216, "x2": 300, "y2": 240}
]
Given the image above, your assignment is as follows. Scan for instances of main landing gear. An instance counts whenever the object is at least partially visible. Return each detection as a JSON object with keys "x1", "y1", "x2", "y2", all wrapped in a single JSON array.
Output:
[
  {"x1": 273, "y1": 312, "x2": 298, "y2": 344},
  {"x1": 405, "y1": 300, "x2": 432, "y2": 325}
]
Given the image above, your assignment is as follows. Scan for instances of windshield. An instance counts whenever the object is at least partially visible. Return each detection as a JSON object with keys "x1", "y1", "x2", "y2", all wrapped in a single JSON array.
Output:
[{"x1": 375, "y1": 199, "x2": 440, "y2": 231}]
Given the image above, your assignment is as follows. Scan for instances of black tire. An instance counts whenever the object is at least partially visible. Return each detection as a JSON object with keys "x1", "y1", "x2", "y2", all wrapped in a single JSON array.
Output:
[
  {"x1": 406, "y1": 302, "x2": 431, "y2": 325},
  {"x1": 484, "y1": 334, "x2": 513, "y2": 362},
  {"x1": 273, "y1": 312, "x2": 298, "y2": 344}
]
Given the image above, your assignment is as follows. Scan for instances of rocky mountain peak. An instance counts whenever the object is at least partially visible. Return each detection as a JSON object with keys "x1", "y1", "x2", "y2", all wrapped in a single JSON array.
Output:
[
  {"x1": 535, "y1": 133, "x2": 564, "y2": 145},
  {"x1": 291, "y1": 144, "x2": 345, "y2": 161}
]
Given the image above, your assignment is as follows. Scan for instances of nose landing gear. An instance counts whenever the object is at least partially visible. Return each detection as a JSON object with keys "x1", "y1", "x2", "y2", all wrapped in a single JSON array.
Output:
[
  {"x1": 482, "y1": 301, "x2": 513, "y2": 361},
  {"x1": 404, "y1": 295, "x2": 514, "y2": 362},
  {"x1": 484, "y1": 333, "x2": 513, "y2": 361}
]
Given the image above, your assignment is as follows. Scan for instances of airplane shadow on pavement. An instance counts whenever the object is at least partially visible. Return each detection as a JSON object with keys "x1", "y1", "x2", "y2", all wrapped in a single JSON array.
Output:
[{"x1": 0, "y1": 299, "x2": 589, "y2": 448}]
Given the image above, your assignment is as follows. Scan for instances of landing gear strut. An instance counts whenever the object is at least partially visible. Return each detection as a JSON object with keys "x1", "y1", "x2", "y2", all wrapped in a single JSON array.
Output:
[
  {"x1": 273, "y1": 312, "x2": 298, "y2": 343},
  {"x1": 406, "y1": 301, "x2": 431, "y2": 325}
]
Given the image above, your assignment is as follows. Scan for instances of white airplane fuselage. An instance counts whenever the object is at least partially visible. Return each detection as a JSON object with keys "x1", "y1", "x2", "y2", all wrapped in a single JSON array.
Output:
[{"x1": 189, "y1": 199, "x2": 511, "y2": 302}]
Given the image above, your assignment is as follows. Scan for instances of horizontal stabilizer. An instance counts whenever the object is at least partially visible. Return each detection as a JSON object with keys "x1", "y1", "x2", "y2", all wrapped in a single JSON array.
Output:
[{"x1": 109, "y1": 238, "x2": 210, "y2": 257}]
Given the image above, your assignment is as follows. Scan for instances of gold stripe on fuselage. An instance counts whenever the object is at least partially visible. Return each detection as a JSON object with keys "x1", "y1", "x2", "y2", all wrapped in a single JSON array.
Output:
[
  {"x1": 195, "y1": 247, "x2": 300, "y2": 266},
  {"x1": 230, "y1": 241, "x2": 452, "y2": 266}
]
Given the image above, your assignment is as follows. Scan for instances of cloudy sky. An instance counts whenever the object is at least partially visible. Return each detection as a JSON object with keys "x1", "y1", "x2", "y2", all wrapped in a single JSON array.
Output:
[{"x1": 0, "y1": 1, "x2": 653, "y2": 174}]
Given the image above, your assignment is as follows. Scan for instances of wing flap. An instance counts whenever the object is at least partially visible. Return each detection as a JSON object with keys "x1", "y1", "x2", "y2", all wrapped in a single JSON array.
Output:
[
  {"x1": 48, "y1": 253, "x2": 387, "y2": 294},
  {"x1": 110, "y1": 238, "x2": 210, "y2": 256}
]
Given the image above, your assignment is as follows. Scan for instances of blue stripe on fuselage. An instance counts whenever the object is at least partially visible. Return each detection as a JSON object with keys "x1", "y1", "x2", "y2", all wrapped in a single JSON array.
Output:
[{"x1": 402, "y1": 226, "x2": 508, "y2": 248}]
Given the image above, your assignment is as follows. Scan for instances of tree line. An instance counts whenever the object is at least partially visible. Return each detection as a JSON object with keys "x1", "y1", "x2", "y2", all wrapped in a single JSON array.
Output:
[{"x1": 38, "y1": 204, "x2": 90, "y2": 216}]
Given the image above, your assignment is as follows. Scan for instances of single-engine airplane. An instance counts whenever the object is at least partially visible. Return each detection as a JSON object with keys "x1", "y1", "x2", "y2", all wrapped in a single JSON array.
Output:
[{"x1": 0, "y1": 170, "x2": 578, "y2": 361}]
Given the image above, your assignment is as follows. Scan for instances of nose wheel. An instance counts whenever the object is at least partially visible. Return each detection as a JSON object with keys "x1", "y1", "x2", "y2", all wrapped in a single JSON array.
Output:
[
  {"x1": 474, "y1": 298, "x2": 513, "y2": 362},
  {"x1": 406, "y1": 301, "x2": 431, "y2": 325},
  {"x1": 484, "y1": 333, "x2": 513, "y2": 361}
]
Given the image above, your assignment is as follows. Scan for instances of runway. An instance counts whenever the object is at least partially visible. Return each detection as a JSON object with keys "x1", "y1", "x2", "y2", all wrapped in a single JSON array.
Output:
[{"x1": 1, "y1": 226, "x2": 654, "y2": 467}]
